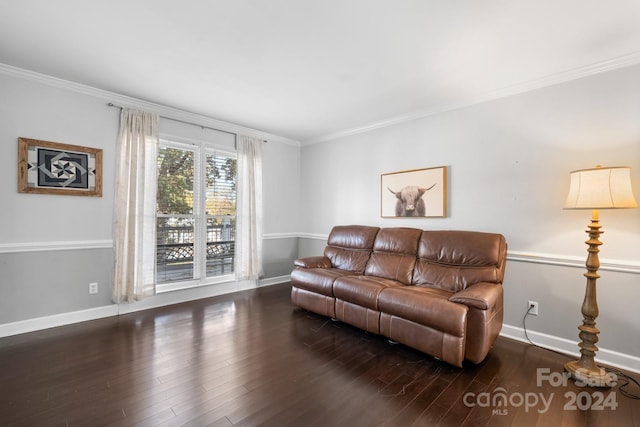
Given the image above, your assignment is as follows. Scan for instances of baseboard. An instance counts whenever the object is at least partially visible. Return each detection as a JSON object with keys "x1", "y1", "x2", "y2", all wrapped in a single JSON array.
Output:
[
  {"x1": 0, "y1": 305, "x2": 119, "y2": 337},
  {"x1": 0, "y1": 278, "x2": 289, "y2": 338},
  {"x1": 3, "y1": 282, "x2": 637, "y2": 375},
  {"x1": 259, "y1": 275, "x2": 290, "y2": 286},
  {"x1": 500, "y1": 324, "x2": 640, "y2": 374}
]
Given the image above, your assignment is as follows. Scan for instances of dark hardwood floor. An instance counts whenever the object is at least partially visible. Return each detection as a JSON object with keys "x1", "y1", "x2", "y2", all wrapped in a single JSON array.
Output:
[{"x1": 1, "y1": 283, "x2": 638, "y2": 426}]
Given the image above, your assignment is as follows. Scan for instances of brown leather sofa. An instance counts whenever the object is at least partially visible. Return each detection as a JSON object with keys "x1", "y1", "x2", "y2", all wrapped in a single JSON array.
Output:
[{"x1": 290, "y1": 225, "x2": 507, "y2": 367}]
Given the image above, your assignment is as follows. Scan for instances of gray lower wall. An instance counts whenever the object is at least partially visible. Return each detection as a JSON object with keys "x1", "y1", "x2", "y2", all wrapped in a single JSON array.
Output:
[
  {"x1": 2, "y1": 50, "x2": 639, "y2": 373},
  {"x1": 0, "y1": 248, "x2": 114, "y2": 324},
  {"x1": 0, "y1": 67, "x2": 302, "y2": 329},
  {"x1": 0, "y1": 236, "x2": 298, "y2": 325},
  {"x1": 503, "y1": 259, "x2": 640, "y2": 358},
  {"x1": 298, "y1": 237, "x2": 326, "y2": 259},
  {"x1": 262, "y1": 237, "x2": 299, "y2": 278},
  {"x1": 2, "y1": 235, "x2": 638, "y2": 372}
]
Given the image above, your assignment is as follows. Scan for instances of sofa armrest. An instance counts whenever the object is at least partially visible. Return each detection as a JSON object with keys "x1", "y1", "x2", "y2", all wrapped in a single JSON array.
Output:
[
  {"x1": 449, "y1": 282, "x2": 502, "y2": 310},
  {"x1": 294, "y1": 256, "x2": 332, "y2": 269}
]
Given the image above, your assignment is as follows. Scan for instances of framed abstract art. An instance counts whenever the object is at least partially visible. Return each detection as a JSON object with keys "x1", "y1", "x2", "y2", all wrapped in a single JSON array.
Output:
[{"x1": 18, "y1": 137, "x2": 103, "y2": 197}]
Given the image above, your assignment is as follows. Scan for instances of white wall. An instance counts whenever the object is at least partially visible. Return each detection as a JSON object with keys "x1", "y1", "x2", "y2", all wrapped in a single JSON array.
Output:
[
  {"x1": 0, "y1": 68, "x2": 302, "y2": 330},
  {"x1": 299, "y1": 64, "x2": 640, "y2": 370},
  {"x1": 0, "y1": 72, "x2": 119, "y2": 324},
  {"x1": 1, "y1": 61, "x2": 638, "y2": 371},
  {"x1": 1, "y1": 75, "x2": 119, "y2": 245},
  {"x1": 300, "y1": 65, "x2": 640, "y2": 259}
]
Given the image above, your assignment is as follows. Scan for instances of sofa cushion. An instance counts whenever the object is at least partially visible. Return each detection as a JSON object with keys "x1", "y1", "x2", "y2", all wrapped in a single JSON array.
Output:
[
  {"x1": 412, "y1": 230, "x2": 507, "y2": 292},
  {"x1": 371, "y1": 227, "x2": 422, "y2": 254},
  {"x1": 377, "y1": 286, "x2": 468, "y2": 337},
  {"x1": 323, "y1": 225, "x2": 380, "y2": 273},
  {"x1": 364, "y1": 227, "x2": 422, "y2": 284},
  {"x1": 334, "y1": 276, "x2": 404, "y2": 310}
]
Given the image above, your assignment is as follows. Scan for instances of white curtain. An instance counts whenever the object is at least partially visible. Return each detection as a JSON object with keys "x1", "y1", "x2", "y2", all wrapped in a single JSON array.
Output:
[
  {"x1": 235, "y1": 135, "x2": 264, "y2": 281},
  {"x1": 112, "y1": 108, "x2": 159, "y2": 303}
]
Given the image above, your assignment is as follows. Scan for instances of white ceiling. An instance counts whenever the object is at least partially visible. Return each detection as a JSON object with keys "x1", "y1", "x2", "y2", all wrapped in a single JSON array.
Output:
[{"x1": 1, "y1": 0, "x2": 640, "y2": 144}]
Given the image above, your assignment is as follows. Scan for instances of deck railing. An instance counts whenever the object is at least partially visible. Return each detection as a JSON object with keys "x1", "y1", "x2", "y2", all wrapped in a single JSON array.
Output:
[{"x1": 156, "y1": 222, "x2": 235, "y2": 282}]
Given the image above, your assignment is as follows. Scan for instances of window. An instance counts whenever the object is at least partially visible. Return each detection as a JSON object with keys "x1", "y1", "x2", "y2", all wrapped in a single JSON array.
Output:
[{"x1": 155, "y1": 139, "x2": 237, "y2": 290}]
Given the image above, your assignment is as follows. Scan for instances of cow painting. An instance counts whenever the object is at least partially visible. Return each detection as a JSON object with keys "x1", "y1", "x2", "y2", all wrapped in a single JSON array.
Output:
[{"x1": 387, "y1": 183, "x2": 436, "y2": 217}]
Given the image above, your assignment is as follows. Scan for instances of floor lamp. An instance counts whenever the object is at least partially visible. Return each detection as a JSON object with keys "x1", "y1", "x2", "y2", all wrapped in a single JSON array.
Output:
[{"x1": 563, "y1": 166, "x2": 637, "y2": 386}]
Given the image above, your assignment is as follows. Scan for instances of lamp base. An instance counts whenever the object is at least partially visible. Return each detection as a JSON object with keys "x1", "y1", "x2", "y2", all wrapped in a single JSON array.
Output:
[{"x1": 564, "y1": 360, "x2": 611, "y2": 388}]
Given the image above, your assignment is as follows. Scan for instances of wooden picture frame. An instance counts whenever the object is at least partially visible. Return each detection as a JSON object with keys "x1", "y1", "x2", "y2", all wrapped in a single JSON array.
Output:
[
  {"x1": 18, "y1": 137, "x2": 103, "y2": 197},
  {"x1": 381, "y1": 166, "x2": 446, "y2": 217}
]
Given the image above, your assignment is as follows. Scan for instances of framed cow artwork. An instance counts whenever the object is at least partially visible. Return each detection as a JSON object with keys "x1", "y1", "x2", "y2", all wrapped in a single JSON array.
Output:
[{"x1": 381, "y1": 166, "x2": 446, "y2": 218}]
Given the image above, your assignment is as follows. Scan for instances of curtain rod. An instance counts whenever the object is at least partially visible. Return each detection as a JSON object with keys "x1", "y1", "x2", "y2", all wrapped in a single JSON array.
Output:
[{"x1": 107, "y1": 103, "x2": 267, "y2": 142}]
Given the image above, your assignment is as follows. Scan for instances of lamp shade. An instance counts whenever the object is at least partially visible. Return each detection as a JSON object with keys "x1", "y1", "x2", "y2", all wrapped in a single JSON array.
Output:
[{"x1": 564, "y1": 166, "x2": 638, "y2": 209}]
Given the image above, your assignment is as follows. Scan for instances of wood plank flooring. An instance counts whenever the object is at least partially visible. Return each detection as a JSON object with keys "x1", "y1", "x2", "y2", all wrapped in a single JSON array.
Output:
[{"x1": 1, "y1": 283, "x2": 638, "y2": 426}]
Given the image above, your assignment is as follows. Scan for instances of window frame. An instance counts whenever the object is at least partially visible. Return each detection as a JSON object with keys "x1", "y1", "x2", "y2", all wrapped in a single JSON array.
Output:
[{"x1": 156, "y1": 137, "x2": 237, "y2": 293}]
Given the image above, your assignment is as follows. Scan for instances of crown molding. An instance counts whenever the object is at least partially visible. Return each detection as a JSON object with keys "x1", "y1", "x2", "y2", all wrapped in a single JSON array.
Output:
[
  {"x1": 5, "y1": 50, "x2": 639, "y2": 149},
  {"x1": 303, "y1": 51, "x2": 640, "y2": 145},
  {"x1": 0, "y1": 63, "x2": 300, "y2": 147}
]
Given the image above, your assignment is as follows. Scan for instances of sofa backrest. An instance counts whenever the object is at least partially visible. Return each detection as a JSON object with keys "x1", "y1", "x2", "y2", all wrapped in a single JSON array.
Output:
[
  {"x1": 412, "y1": 230, "x2": 507, "y2": 292},
  {"x1": 324, "y1": 225, "x2": 380, "y2": 273},
  {"x1": 364, "y1": 227, "x2": 422, "y2": 284}
]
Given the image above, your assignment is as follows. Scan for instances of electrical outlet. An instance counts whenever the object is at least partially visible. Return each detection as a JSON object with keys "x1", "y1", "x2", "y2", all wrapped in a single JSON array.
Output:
[
  {"x1": 528, "y1": 300, "x2": 539, "y2": 316},
  {"x1": 89, "y1": 282, "x2": 99, "y2": 294}
]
